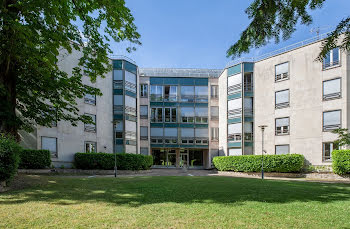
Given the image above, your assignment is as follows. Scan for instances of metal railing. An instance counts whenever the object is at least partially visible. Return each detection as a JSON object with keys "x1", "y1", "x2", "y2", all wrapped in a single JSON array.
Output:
[
  {"x1": 323, "y1": 124, "x2": 341, "y2": 132},
  {"x1": 323, "y1": 92, "x2": 341, "y2": 101},
  {"x1": 275, "y1": 102, "x2": 289, "y2": 109}
]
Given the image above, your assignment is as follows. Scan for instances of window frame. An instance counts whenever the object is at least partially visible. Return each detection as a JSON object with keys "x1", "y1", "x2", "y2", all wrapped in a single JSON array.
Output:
[
  {"x1": 85, "y1": 141, "x2": 97, "y2": 153},
  {"x1": 275, "y1": 62, "x2": 289, "y2": 82},
  {"x1": 211, "y1": 127, "x2": 219, "y2": 141},
  {"x1": 275, "y1": 144, "x2": 290, "y2": 155},
  {"x1": 140, "y1": 126, "x2": 148, "y2": 140},
  {"x1": 210, "y1": 106, "x2": 219, "y2": 120},
  {"x1": 41, "y1": 136, "x2": 58, "y2": 158},
  {"x1": 211, "y1": 85, "x2": 219, "y2": 99},
  {"x1": 322, "y1": 77, "x2": 341, "y2": 101},
  {"x1": 322, "y1": 142, "x2": 339, "y2": 162},
  {"x1": 275, "y1": 117, "x2": 290, "y2": 135},
  {"x1": 275, "y1": 89, "x2": 290, "y2": 109},
  {"x1": 140, "y1": 105, "x2": 148, "y2": 119},
  {"x1": 323, "y1": 109, "x2": 341, "y2": 132},
  {"x1": 140, "y1": 84, "x2": 148, "y2": 98},
  {"x1": 84, "y1": 113, "x2": 96, "y2": 132},
  {"x1": 323, "y1": 48, "x2": 340, "y2": 70}
]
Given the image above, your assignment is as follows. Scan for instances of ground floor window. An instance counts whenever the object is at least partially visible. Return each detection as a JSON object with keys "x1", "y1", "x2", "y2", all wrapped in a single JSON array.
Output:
[
  {"x1": 152, "y1": 149, "x2": 204, "y2": 167},
  {"x1": 323, "y1": 142, "x2": 339, "y2": 161},
  {"x1": 275, "y1": 145, "x2": 289, "y2": 155},
  {"x1": 41, "y1": 136, "x2": 57, "y2": 158},
  {"x1": 85, "y1": 141, "x2": 97, "y2": 153}
]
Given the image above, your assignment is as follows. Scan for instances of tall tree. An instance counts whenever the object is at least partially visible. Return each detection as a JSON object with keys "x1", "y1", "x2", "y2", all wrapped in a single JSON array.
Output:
[
  {"x1": 226, "y1": 0, "x2": 350, "y2": 61},
  {"x1": 0, "y1": 0, "x2": 140, "y2": 138}
]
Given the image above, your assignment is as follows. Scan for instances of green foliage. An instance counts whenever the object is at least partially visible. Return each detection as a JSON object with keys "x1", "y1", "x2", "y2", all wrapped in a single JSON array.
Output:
[
  {"x1": 0, "y1": 0, "x2": 140, "y2": 136},
  {"x1": 0, "y1": 135, "x2": 21, "y2": 183},
  {"x1": 332, "y1": 128, "x2": 350, "y2": 147},
  {"x1": 74, "y1": 152, "x2": 153, "y2": 170},
  {"x1": 19, "y1": 149, "x2": 51, "y2": 169},
  {"x1": 227, "y1": 0, "x2": 349, "y2": 62},
  {"x1": 332, "y1": 150, "x2": 350, "y2": 175},
  {"x1": 213, "y1": 154, "x2": 304, "y2": 173}
]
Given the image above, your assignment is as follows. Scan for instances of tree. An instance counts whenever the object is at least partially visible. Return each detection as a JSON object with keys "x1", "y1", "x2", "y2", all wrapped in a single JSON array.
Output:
[
  {"x1": 333, "y1": 128, "x2": 350, "y2": 147},
  {"x1": 226, "y1": 0, "x2": 350, "y2": 61},
  {"x1": 0, "y1": 0, "x2": 140, "y2": 138}
]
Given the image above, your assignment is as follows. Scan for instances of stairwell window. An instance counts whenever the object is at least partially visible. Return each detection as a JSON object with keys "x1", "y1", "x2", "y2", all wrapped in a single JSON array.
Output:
[
  {"x1": 275, "y1": 117, "x2": 289, "y2": 135},
  {"x1": 323, "y1": 48, "x2": 340, "y2": 69},
  {"x1": 275, "y1": 62, "x2": 289, "y2": 82},
  {"x1": 275, "y1": 89, "x2": 289, "y2": 109},
  {"x1": 323, "y1": 78, "x2": 341, "y2": 100},
  {"x1": 211, "y1": 127, "x2": 219, "y2": 141},
  {"x1": 323, "y1": 110, "x2": 341, "y2": 131}
]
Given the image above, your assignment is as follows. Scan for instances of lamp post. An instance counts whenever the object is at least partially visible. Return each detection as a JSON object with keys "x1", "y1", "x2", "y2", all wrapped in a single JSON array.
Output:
[
  {"x1": 258, "y1": 125, "x2": 267, "y2": 180},
  {"x1": 112, "y1": 120, "x2": 120, "y2": 178}
]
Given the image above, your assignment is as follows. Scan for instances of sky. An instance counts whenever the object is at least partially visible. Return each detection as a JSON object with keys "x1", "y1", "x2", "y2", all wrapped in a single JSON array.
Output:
[{"x1": 109, "y1": 0, "x2": 350, "y2": 69}]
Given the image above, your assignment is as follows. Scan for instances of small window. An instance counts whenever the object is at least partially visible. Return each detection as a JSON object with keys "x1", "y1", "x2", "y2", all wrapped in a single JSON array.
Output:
[
  {"x1": 211, "y1": 127, "x2": 219, "y2": 141},
  {"x1": 140, "y1": 147, "x2": 148, "y2": 155},
  {"x1": 275, "y1": 117, "x2": 289, "y2": 135},
  {"x1": 113, "y1": 70, "x2": 123, "y2": 81},
  {"x1": 84, "y1": 87, "x2": 96, "y2": 105},
  {"x1": 140, "y1": 126, "x2": 148, "y2": 140},
  {"x1": 85, "y1": 141, "x2": 96, "y2": 153},
  {"x1": 275, "y1": 89, "x2": 289, "y2": 109},
  {"x1": 164, "y1": 108, "x2": 177, "y2": 123},
  {"x1": 275, "y1": 145, "x2": 289, "y2": 155},
  {"x1": 323, "y1": 110, "x2": 341, "y2": 131},
  {"x1": 210, "y1": 106, "x2": 219, "y2": 120},
  {"x1": 211, "y1": 85, "x2": 218, "y2": 99},
  {"x1": 84, "y1": 113, "x2": 96, "y2": 132},
  {"x1": 275, "y1": 62, "x2": 289, "y2": 82},
  {"x1": 323, "y1": 142, "x2": 339, "y2": 161},
  {"x1": 41, "y1": 137, "x2": 57, "y2": 158},
  {"x1": 140, "y1": 105, "x2": 148, "y2": 119},
  {"x1": 323, "y1": 78, "x2": 341, "y2": 100},
  {"x1": 140, "y1": 84, "x2": 148, "y2": 97},
  {"x1": 323, "y1": 48, "x2": 340, "y2": 69}
]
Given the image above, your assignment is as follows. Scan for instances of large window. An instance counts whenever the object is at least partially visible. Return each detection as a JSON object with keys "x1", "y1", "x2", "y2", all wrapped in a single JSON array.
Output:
[
  {"x1": 151, "y1": 107, "x2": 163, "y2": 123},
  {"x1": 150, "y1": 85, "x2": 163, "y2": 101},
  {"x1": 323, "y1": 142, "x2": 339, "y2": 161},
  {"x1": 164, "y1": 128, "x2": 178, "y2": 144},
  {"x1": 164, "y1": 86, "x2": 177, "y2": 101},
  {"x1": 211, "y1": 127, "x2": 219, "y2": 140},
  {"x1": 323, "y1": 110, "x2": 341, "y2": 131},
  {"x1": 244, "y1": 73, "x2": 253, "y2": 92},
  {"x1": 228, "y1": 73, "x2": 242, "y2": 95},
  {"x1": 140, "y1": 105, "x2": 148, "y2": 119},
  {"x1": 115, "y1": 122, "x2": 123, "y2": 139},
  {"x1": 211, "y1": 85, "x2": 218, "y2": 99},
  {"x1": 195, "y1": 86, "x2": 208, "y2": 102},
  {"x1": 275, "y1": 117, "x2": 289, "y2": 135},
  {"x1": 140, "y1": 126, "x2": 148, "y2": 140},
  {"x1": 244, "y1": 97, "x2": 253, "y2": 117},
  {"x1": 84, "y1": 113, "x2": 96, "y2": 132},
  {"x1": 210, "y1": 106, "x2": 219, "y2": 120},
  {"x1": 228, "y1": 98, "x2": 242, "y2": 119},
  {"x1": 114, "y1": 95, "x2": 123, "y2": 114},
  {"x1": 323, "y1": 78, "x2": 341, "y2": 100},
  {"x1": 181, "y1": 86, "x2": 195, "y2": 102},
  {"x1": 85, "y1": 141, "x2": 96, "y2": 153},
  {"x1": 275, "y1": 145, "x2": 289, "y2": 155},
  {"x1": 244, "y1": 122, "x2": 253, "y2": 141},
  {"x1": 228, "y1": 123, "x2": 242, "y2": 141},
  {"x1": 323, "y1": 48, "x2": 340, "y2": 69},
  {"x1": 164, "y1": 108, "x2": 177, "y2": 123},
  {"x1": 125, "y1": 71, "x2": 136, "y2": 93},
  {"x1": 113, "y1": 70, "x2": 123, "y2": 89},
  {"x1": 140, "y1": 147, "x2": 148, "y2": 155},
  {"x1": 181, "y1": 128, "x2": 195, "y2": 144},
  {"x1": 181, "y1": 107, "x2": 194, "y2": 123},
  {"x1": 41, "y1": 137, "x2": 57, "y2": 157},
  {"x1": 275, "y1": 89, "x2": 289, "y2": 109},
  {"x1": 195, "y1": 107, "x2": 208, "y2": 123},
  {"x1": 140, "y1": 84, "x2": 148, "y2": 97},
  {"x1": 150, "y1": 127, "x2": 163, "y2": 144},
  {"x1": 84, "y1": 87, "x2": 96, "y2": 105},
  {"x1": 275, "y1": 62, "x2": 289, "y2": 82}
]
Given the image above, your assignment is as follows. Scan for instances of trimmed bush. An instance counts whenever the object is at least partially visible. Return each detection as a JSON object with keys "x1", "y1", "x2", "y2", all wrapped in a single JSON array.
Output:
[
  {"x1": 74, "y1": 152, "x2": 153, "y2": 170},
  {"x1": 213, "y1": 154, "x2": 304, "y2": 173},
  {"x1": 19, "y1": 149, "x2": 51, "y2": 169},
  {"x1": 332, "y1": 150, "x2": 350, "y2": 175},
  {"x1": 0, "y1": 135, "x2": 21, "y2": 183}
]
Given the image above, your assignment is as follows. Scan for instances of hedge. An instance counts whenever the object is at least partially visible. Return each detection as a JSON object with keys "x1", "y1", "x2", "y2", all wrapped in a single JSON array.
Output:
[
  {"x1": 213, "y1": 154, "x2": 304, "y2": 173},
  {"x1": 74, "y1": 152, "x2": 153, "y2": 170},
  {"x1": 19, "y1": 149, "x2": 51, "y2": 169},
  {"x1": 0, "y1": 135, "x2": 21, "y2": 183},
  {"x1": 332, "y1": 150, "x2": 350, "y2": 175}
]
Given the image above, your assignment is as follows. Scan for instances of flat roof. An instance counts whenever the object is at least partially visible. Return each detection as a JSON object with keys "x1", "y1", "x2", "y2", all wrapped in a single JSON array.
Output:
[{"x1": 139, "y1": 68, "x2": 222, "y2": 78}]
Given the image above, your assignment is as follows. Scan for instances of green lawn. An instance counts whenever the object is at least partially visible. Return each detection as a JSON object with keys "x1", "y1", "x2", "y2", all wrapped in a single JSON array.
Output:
[{"x1": 1, "y1": 175, "x2": 350, "y2": 228}]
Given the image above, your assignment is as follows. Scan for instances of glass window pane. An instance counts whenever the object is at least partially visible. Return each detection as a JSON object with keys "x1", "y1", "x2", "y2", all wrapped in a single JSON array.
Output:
[
  {"x1": 140, "y1": 147, "x2": 148, "y2": 155},
  {"x1": 276, "y1": 90, "x2": 289, "y2": 104},
  {"x1": 211, "y1": 106, "x2": 219, "y2": 117},
  {"x1": 181, "y1": 128, "x2": 194, "y2": 137},
  {"x1": 276, "y1": 117, "x2": 289, "y2": 127},
  {"x1": 324, "y1": 78, "x2": 340, "y2": 95},
  {"x1": 276, "y1": 145, "x2": 289, "y2": 155},
  {"x1": 140, "y1": 127, "x2": 148, "y2": 137},
  {"x1": 324, "y1": 110, "x2": 341, "y2": 126},
  {"x1": 275, "y1": 62, "x2": 289, "y2": 75},
  {"x1": 228, "y1": 123, "x2": 242, "y2": 134},
  {"x1": 164, "y1": 128, "x2": 178, "y2": 137},
  {"x1": 195, "y1": 107, "x2": 208, "y2": 117},
  {"x1": 181, "y1": 86, "x2": 194, "y2": 102},
  {"x1": 42, "y1": 137, "x2": 57, "y2": 153},
  {"x1": 114, "y1": 95, "x2": 123, "y2": 105},
  {"x1": 125, "y1": 96, "x2": 136, "y2": 108},
  {"x1": 113, "y1": 70, "x2": 123, "y2": 80},
  {"x1": 150, "y1": 128, "x2": 163, "y2": 137},
  {"x1": 181, "y1": 107, "x2": 195, "y2": 116},
  {"x1": 125, "y1": 71, "x2": 136, "y2": 84},
  {"x1": 140, "y1": 105, "x2": 148, "y2": 116},
  {"x1": 333, "y1": 48, "x2": 339, "y2": 63},
  {"x1": 195, "y1": 128, "x2": 208, "y2": 137}
]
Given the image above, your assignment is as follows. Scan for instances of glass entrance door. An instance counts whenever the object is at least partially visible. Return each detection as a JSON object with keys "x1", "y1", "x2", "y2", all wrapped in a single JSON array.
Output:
[{"x1": 179, "y1": 149, "x2": 189, "y2": 168}]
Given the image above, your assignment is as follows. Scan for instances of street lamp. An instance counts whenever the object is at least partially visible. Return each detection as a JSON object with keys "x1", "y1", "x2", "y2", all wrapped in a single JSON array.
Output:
[
  {"x1": 112, "y1": 120, "x2": 120, "y2": 178},
  {"x1": 258, "y1": 125, "x2": 267, "y2": 180}
]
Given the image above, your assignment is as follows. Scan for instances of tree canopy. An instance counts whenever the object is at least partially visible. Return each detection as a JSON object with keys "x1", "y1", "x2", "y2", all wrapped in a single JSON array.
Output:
[
  {"x1": 0, "y1": 0, "x2": 140, "y2": 137},
  {"x1": 226, "y1": 0, "x2": 350, "y2": 61}
]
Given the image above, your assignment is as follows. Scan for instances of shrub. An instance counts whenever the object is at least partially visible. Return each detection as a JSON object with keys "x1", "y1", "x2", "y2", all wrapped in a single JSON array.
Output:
[
  {"x1": 0, "y1": 135, "x2": 21, "y2": 183},
  {"x1": 332, "y1": 150, "x2": 350, "y2": 175},
  {"x1": 19, "y1": 149, "x2": 51, "y2": 169},
  {"x1": 74, "y1": 152, "x2": 153, "y2": 170},
  {"x1": 213, "y1": 154, "x2": 304, "y2": 173}
]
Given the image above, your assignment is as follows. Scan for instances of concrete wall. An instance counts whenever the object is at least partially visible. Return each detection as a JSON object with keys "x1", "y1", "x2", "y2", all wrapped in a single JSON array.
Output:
[
  {"x1": 218, "y1": 69, "x2": 228, "y2": 156},
  {"x1": 254, "y1": 40, "x2": 348, "y2": 165}
]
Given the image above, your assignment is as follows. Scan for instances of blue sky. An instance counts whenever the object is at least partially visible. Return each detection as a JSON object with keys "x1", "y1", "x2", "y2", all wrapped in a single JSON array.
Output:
[{"x1": 109, "y1": 0, "x2": 350, "y2": 69}]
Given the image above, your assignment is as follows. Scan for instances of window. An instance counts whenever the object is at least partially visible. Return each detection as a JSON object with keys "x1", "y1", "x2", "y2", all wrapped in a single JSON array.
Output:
[
  {"x1": 275, "y1": 117, "x2": 289, "y2": 135},
  {"x1": 323, "y1": 110, "x2": 341, "y2": 131},
  {"x1": 114, "y1": 95, "x2": 123, "y2": 114},
  {"x1": 181, "y1": 86, "x2": 195, "y2": 102},
  {"x1": 323, "y1": 48, "x2": 340, "y2": 69},
  {"x1": 228, "y1": 123, "x2": 242, "y2": 141},
  {"x1": 41, "y1": 137, "x2": 57, "y2": 157},
  {"x1": 323, "y1": 78, "x2": 341, "y2": 100},
  {"x1": 228, "y1": 98, "x2": 242, "y2": 119},
  {"x1": 228, "y1": 74, "x2": 241, "y2": 95},
  {"x1": 125, "y1": 71, "x2": 136, "y2": 93},
  {"x1": 211, "y1": 85, "x2": 218, "y2": 99},
  {"x1": 164, "y1": 108, "x2": 177, "y2": 122},
  {"x1": 140, "y1": 84, "x2": 148, "y2": 97},
  {"x1": 140, "y1": 105, "x2": 148, "y2": 119},
  {"x1": 140, "y1": 126, "x2": 148, "y2": 140},
  {"x1": 195, "y1": 86, "x2": 208, "y2": 102},
  {"x1": 85, "y1": 141, "x2": 96, "y2": 153},
  {"x1": 244, "y1": 122, "x2": 253, "y2": 141},
  {"x1": 140, "y1": 147, "x2": 148, "y2": 155},
  {"x1": 323, "y1": 142, "x2": 339, "y2": 161},
  {"x1": 164, "y1": 128, "x2": 178, "y2": 144},
  {"x1": 150, "y1": 127, "x2": 163, "y2": 143},
  {"x1": 275, "y1": 89, "x2": 289, "y2": 109},
  {"x1": 181, "y1": 128, "x2": 195, "y2": 143},
  {"x1": 151, "y1": 107, "x2": 163, "y2": 122},
  {"x1": 164, "y1": 86, "x2": 177, "y2": 101},
  {"x1": 181, "y1": 107, "x2": 194, "y2": 123},
  {"x1": 275, "y1": 145, "x2": 289, "y2": 155},
  {"x1": 244, "y1": 97, "x2": 253, "y2": 117},
  {"x1": 275, "y1": 62, "x2": 289, "y2": 82},
  {"x1": 84, "y1": 114, "x2": 96, "y2": 132},
  {"x1": 195, "y1": 107, "x2": 208, "y2": 123},
  {"x1": 211, "y1": 127, "x2": 219, "y2": 140},
  {"x1": 113, "y1": 70, "x2": 123, "y2": 81},
  {"x1": 210, "y1": 106, "x2": 219, "y2": 120},
  {"x1": 84, "y1": 87, "x2": 96, "y2": 105},
  {"x1": 115, "y1": 122, "x2": 123, "y2": 139},
  {"x1": 244, "y1": 73, "x2": 253, "y2": 92},
  {"x1": 150, "y1": 85, "x2": 163, "y2": 101}
]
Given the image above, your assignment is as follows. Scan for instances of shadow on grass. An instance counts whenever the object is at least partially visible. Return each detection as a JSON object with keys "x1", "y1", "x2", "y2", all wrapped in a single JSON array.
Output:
[{"x1": 1, "y1": 175, "x2": 350, "y2": 207}]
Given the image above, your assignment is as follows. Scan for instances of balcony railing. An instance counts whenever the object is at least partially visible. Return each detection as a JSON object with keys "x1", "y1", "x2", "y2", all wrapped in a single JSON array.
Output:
[
  {"x1": 323, "y1": 60, "x2": 340, "y2": 70},
  {"x1": 125, "y1": 81, "x2": 136, "y2": 93},
  {"x1": 323, "y1": 92, "x2": 341, "y2": 101},
  {"x1": 323, "y1": 124, "x2": 341, "y2": 132},
  {"x1": 275, "y1": 126, "x2": 289, "y2": 135},
  {"x1": 125, "y1": 106, "x2": 137, "y2": 116},
  {"x1": 275, "y1": 102, "x2": 289, "y2": 109},
  {"x1": 228, "y1": 83, "x2": 242, "y2": 95},
  {"x1": 228, "y1": 108, "x2": 242, "y2": 119},
  {"x1": 275, "y1": 72, "x2": 289, "y2": 82}
]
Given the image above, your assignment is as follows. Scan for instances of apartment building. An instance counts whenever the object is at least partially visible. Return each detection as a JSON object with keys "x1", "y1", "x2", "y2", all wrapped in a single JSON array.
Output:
[{"x1": 21, "y1": 35, "x2": 349, "y2": 168}]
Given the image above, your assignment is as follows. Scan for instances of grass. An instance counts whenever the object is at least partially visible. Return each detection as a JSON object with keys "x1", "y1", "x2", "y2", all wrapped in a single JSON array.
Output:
[{"x1": 1, "y1": 175, "x2": 350, "y2": 228}]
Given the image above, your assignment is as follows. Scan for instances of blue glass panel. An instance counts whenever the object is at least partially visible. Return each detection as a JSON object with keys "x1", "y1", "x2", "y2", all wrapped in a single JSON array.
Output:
[
  {"x1": 179, "y1": 78, "x2": 195, "y2": 85},
  {"x1": 195, "y1": 78, "x2": 208, "y2": 86},
  {"x1": 164, "y1": 123, "x2": 178, "y2": 127},
  {"x1": 228, "y1": 118, "x2": 242, "y2": 124},
  {"x1": 125, "y1": 90, "x2": 136, "y2": 98},
  {"x1": 115, "y1": 144, "x2": 124, "y2": 153},
  {"x1": 228, "y1": 64, "x2": 241, "y2": 76},
  {"x1": 243, "y1": 63, "x2": 254, "y2": 73},
  {"x1": 244, "y1": 117, "x2": 253, "y2": 122},
  {"x1": 180, "y1": 103, "x2": 195, "y2": 107},
  {"x1": 244, "y1": 92, "x2": 254, "y2": 97},
  {"x1": 113, "y1": 89, "x2": 123, "y2": 95},
  {"x1": 114, "y1": 114, "x2": 123, "y2": 120},
  {"x1": 163, "y1": 102, "x2": 178, "y2": 107},
  {"x1": 228, "y1": 142, "x2": 242, "y2": 147},
  {"x1": 179, "y1": 123, "x2": 195, "y2": 128},
  {"x1": 113, "y1": 60, "x2": 123, "y2": 69},
  {"x1": 228, "y1": 93, "x2": 241, "y2": 100},
  {"x1": 163, "y1": 78, "x2": 179, "y2": 85},
  {"x1": 150, "y1": 77, "x2": 164, "y2": 85},
  {"x1": 244, "y1": 142, "x2": 253, "y2": 147},
  {"x1": 115, "y1": 139, "x2": 123, "y2": 145},
  {"x1": 124, "y1": 61, "x2": 137, "y2": 74},
  {"x1": 195, "y1": 124, "x2": 208, "y2": 128},
  {"x1": 150, "y1": 102, "x2": 163, "y2": 107}
]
